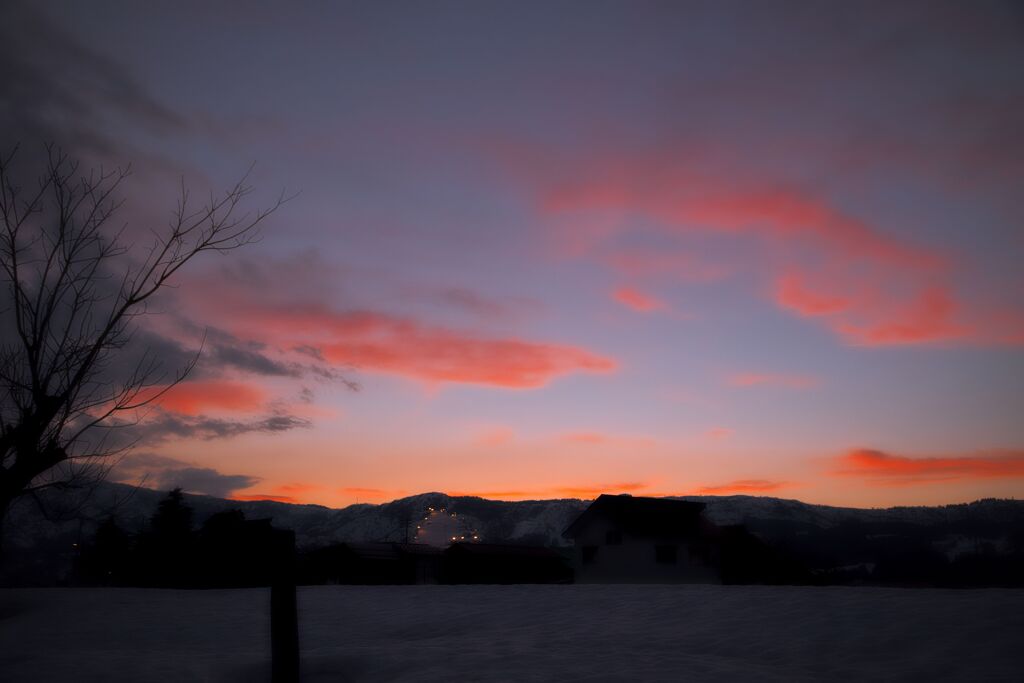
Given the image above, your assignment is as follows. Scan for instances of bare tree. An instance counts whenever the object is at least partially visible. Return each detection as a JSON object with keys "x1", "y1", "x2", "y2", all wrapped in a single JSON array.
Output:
[{"x1": 0, "y1": 144, "x2": 284, "y2": 533}]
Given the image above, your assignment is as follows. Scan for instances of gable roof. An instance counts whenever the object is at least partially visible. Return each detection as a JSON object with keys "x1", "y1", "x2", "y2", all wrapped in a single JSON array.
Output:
[{"x1": 562, "y1": 494, "x2": 707, "y2": 539}]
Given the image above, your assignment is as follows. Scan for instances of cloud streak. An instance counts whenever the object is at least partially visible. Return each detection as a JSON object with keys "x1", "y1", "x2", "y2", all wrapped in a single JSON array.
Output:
[
  {"x1": 145, "y1": 380, "x2": 268, "y2": 416},
  {"x1": 612, "y1": 286, "x2": 665, "y2": 313},
  {"x1": 832, "y1": 448, "x2": 1024, "y2": 486},
  {"x1": 130, "y1": 412, "x2": 312, "y2": 443},
  {"x1": 447, "y1": 481, "x2": 649, "y2": 500},
  {"x1": 179, "y1": 262, "x2": 614, "y2": 389},
  {"x1": 694, "y1": 479, "x2": 791, "y2": 495}
]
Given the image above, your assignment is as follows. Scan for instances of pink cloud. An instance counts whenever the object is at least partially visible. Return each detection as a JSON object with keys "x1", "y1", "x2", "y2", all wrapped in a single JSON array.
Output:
[
  {"x1": 314, "y1": 311, "x2": 616, "y2": 388},
  {"x1": 833, "y1": 285, "x2": 965, "y2": 346},
  {"x1": 774, "y1": 270, "x2": 851, "y2": 316},
  {"x1": 612, "y1": 285, "x2": 665, "y2": 313},
  {"x1": 832, "y1": 448, "x2": 1024, "y2": 486},
  {"x1": 179, "y1": 273, "x2": 617, "y2": 389},
  {"x1": 144, "y1": 380, "x2": 268, "y2": 415},
  {"x1": 531, "y1": 151, "x2": 1024, "y2": 348},
  {"x1": 775, "y1": 266, "x2": 967, "y2": 346}
]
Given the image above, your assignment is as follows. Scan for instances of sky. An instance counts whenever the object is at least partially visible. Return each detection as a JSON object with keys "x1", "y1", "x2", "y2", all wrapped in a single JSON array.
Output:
[{"x1": 3, "y1": 0, "x2": 1023, "y2": 508}]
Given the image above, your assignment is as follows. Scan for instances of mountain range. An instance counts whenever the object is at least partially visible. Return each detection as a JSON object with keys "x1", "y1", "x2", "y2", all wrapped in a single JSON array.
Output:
[{"x1": 3, "y1": 482, "x2": 1023, "y2": 585}]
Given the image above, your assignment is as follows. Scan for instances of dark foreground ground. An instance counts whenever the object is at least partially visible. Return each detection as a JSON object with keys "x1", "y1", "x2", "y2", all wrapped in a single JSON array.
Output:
[{"x1": 1, "y1": 584, "x2": 1022, "y2": 681}]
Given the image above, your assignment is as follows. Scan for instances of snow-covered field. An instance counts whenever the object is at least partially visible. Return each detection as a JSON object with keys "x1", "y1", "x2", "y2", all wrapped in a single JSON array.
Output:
[{"x1": 2, "y1": 585, "x2": 1022, "y2": 681}]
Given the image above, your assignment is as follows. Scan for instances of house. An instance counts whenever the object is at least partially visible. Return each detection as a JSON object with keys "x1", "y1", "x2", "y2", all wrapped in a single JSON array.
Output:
[
  {"x1": 562, "y1": 494, "x2": 720, "y2": 583},
  {"x1": 443, "y1": 542, "x2": 573, "y2": 584}
]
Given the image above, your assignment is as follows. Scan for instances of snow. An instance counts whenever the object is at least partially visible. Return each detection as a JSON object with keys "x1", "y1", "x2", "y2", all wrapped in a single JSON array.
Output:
[
  {"x1": 414, "y1": 508, "x2": 475, "y2": 546},
  {"x1": 2, "y1": 585, "x2": 1022, "y2": 681}
]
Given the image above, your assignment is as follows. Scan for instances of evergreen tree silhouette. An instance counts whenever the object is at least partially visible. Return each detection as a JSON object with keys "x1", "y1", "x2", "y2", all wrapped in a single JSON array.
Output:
[
  {"x1": 77, "y1": 517, "x2": 131, "y2": 585},
  {"x1": 140, "y1": 488, "x2": 195, "y2": 586}
]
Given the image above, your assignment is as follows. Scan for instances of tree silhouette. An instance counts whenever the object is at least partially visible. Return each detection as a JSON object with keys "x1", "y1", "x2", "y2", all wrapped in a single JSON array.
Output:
[
  {"x1": 150, "y1": 487, "x2": 194, "y2": 541},
  {"x1": 139, "y1": 487, "x2": 195, "y2": 586},
  {"x1": 77, "y1": 515, "x2": 132, "y2": 585},
  {"x1": 0, "y1": 144, "x2": 284, "y2": 537}
]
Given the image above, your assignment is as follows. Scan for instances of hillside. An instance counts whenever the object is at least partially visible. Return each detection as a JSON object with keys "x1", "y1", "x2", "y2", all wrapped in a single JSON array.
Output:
[{"x1": 3, "y1": 483, "x2": 1023, "y2": 585}]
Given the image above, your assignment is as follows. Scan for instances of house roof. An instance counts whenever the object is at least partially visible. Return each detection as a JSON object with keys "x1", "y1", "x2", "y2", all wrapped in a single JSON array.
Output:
[{"x1": 562, "y1": 494, "x2": 707, "y2": 539}]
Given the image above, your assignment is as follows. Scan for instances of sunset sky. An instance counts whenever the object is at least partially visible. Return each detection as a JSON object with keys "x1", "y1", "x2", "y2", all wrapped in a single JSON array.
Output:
[{"x1": 5, "y1": 1, "x2": 1024, "y2": 508}]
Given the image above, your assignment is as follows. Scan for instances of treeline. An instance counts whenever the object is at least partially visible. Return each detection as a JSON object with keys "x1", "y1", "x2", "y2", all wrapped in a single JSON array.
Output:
[
  {"x1": 75, "y1": 489, "x2": 279, "y2": 588},
  {"x1": 750, "y1": 518, "x2": 1024, "y2": 588}
]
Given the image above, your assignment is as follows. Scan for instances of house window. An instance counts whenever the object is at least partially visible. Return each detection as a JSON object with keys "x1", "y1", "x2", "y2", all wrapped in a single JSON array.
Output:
[
  {"x1": 655, "y1": 544, "x2": 677, "y2": 564},
  {"x1": 605, "y1": 529, "x2": 622, "y2": 545},
  {"x1": 582, "y1": 545, "x2": 599, "y2": 564}
]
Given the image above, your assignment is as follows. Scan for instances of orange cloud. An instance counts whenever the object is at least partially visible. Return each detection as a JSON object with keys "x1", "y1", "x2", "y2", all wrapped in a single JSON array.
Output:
[
  {"x1": 274, "y1": 483, "x2": 321, "y2": 495},
  {"x1": 147, "y1": 380, "x2": 268, "y2": 415},
  {"x1": 832, "y1": 448, "x2": 1024, "y2": 485},
  {"x1": 231, "y1": 493, "x2": 298, "y2": 503},
  {"x1": 447, "y1": 481, "x2": 649, "y2": 500},
  {"x1": 552, "y1": 482, "x2": 648, "y2": 498},
  {"x1": 612, "y1": 285, "x2": 665, "y2": 313},
  {"x1": 727, "y1": 372, "x2": 819, "y2": 389},
  {"x1": 695, "y1": 479, "x2": 791, "y2": 494},
  {"x1": 706, "y1": 427, "x2": 733, "y2": 440},
  {"x1": 445, "y1": 489, "x2": 536, "y2": 499}
]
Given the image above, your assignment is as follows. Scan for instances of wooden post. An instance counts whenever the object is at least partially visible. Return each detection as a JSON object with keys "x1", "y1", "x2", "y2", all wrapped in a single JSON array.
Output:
[{"x1": 271, "y1": 528, "x2": 299, "y2": 683}]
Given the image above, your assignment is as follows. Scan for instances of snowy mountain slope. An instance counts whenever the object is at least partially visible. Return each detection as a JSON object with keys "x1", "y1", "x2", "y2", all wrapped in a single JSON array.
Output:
[{"x1": 3, "y1": 483, "x2": 1022, "y2": 584}]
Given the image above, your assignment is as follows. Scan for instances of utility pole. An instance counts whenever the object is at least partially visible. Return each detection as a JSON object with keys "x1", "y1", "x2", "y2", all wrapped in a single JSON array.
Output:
[{"x1": 271, "y1": 529, "x2": 299, "y2": 683}]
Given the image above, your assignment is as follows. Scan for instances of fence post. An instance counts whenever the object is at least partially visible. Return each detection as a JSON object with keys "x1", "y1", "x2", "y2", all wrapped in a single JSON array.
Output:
[{"x1": 271, "y1": 528, "x2": 299, "y2": 683}]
